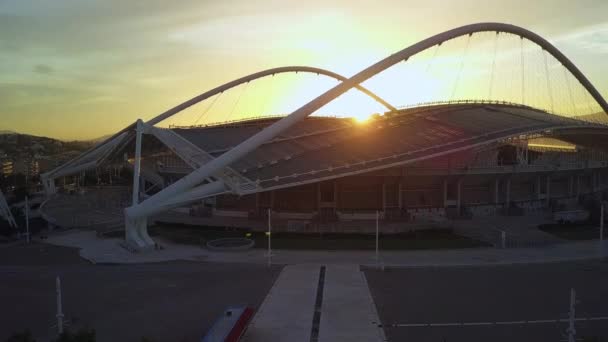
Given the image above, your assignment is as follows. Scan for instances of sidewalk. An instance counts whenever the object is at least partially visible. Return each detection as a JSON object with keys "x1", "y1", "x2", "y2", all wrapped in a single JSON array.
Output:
[
  {"x1": 43, "y1": 230, "x2": 608, "y2": 267},
  {"x1": 319, "y1": 264, "x2": 385, "y2": 342},
  {"x1": 242, "y1": 264, "x2": 385, "y2": 342},
  {"x1": 242, "y1": 264, "x2": 320, "y2": 342}
]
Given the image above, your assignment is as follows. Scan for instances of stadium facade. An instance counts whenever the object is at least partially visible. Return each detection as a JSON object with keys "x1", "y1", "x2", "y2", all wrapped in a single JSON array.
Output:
[{"x1": 38, "y1": 23, "x2": 608, "y2": 250}]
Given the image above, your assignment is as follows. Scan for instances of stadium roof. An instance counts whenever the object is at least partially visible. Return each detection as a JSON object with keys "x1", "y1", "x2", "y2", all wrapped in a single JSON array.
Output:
[{"x1": 165, "y1": 102, "x2": 608, "y2": 193}]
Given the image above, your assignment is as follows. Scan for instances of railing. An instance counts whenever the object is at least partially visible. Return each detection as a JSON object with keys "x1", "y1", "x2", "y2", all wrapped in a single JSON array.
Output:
[
  {"x1": 397, "y1": 99, "x2": 538, "y2": 111},
  {"x1": 168, "y1": 114, "x2": 347, "y2": 130}
]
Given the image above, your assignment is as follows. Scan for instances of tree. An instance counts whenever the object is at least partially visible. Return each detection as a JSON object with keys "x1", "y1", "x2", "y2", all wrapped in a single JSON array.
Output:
[
  {"x1": 52, "y1": 329, "x2": 96, "y2": 342},
  {"x1": 5, "y1": 330, "x2": 36, "y2": 342}
]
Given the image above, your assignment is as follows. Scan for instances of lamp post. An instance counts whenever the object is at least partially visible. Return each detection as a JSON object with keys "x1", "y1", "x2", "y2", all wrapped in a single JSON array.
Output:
[
  {"x1": 24, "y1": 196, "x2": 30, "y2": 244},
  {"x1": 56, "y1": 276, "x2": 64, "y2": 335},
  {"x1": 600, "y1": 203, "x2": 604, "y2": 241},
  {"x1": 567, "y1": 288, "x2": 576, "y2": 342},
  {"x1": 375, "y1": 210, "x2": 380, "y2": 268},
  {"x1": 267, "y1": 208, "x2": 272, "y2": 267}
]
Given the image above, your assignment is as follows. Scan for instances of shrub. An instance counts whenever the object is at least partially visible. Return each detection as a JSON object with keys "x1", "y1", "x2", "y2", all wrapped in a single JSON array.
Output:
[
  {"x1": 53, "y1": 329, "x2": 95, "y2": 342},
  {"x1": 5, "y1": 330, "x2": 35, "y2": 342}
]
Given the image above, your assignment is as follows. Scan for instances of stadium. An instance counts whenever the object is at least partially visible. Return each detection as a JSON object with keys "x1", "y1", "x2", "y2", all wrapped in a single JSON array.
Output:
[{"x1": 37, "y1": 23, "x2": 608, "y2": 251}]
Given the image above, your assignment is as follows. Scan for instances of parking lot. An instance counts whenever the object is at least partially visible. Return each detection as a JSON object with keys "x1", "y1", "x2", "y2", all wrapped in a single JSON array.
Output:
[
  {"x1": 0, "y1": 243, "x2": 281, "y2": 341},
  {"x1": 364, "y1": 260, "x2": 608, "y2": 342}
]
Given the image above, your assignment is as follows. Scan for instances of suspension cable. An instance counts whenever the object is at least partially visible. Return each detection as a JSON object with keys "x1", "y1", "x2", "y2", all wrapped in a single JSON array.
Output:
[
  {"x1": 520, "y1": 37, "x2": 525, "y2": 105},
  {"x1": 226, "y1": 81, "x2": 249, "y2": 122},
  {"x1": 488, "y1": 32, "x2": 499, "y2": 100},
  {"x1": 193, "y1": 92, "x2": 223, "y2": 125},
  {"x1": 261, "y1": 74, "x2": 277, "y2": 116},
  {"x1": 424, "y1": 44, "x2": 440, "y2": 74},
  {"x1": 451, "y1": 34, "x2": 472, "y2": 101},
  {"x1": 585, "y1": 88, "x2": 596, "y2": 119},
  {"x1": 542, "y1": 49, "x2": 555, "y2": 113},
  {"x1": 562, "y1": 66, "x2": 576, "y2": 117}
]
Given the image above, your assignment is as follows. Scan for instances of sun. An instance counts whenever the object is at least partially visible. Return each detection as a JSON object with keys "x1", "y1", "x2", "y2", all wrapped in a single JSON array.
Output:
[{"x1": 353, "y1": 113, "x2": 372, "y2": 123}]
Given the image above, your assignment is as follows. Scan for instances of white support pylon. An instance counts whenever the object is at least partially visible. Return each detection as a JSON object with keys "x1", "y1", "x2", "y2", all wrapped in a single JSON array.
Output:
[
  {"x1": 125, "y1": 119, "x2": 155, "y2": 250},
  {"x1": 131, "y1": 119, "x2": 143, "y2": 207},
  {"x1": 0, "y1": 189, "x2": 17, "y2": 229}
]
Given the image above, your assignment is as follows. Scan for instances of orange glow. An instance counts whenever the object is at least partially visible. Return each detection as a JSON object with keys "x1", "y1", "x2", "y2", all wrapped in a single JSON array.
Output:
[{"x1": 354, "y1": 115, "x2": 371, "y2": 124}]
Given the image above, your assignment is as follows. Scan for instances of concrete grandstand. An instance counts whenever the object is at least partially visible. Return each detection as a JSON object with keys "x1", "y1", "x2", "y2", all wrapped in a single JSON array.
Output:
[{"x1": 39, "y1": 23, "x2": 608, "y2": 251}]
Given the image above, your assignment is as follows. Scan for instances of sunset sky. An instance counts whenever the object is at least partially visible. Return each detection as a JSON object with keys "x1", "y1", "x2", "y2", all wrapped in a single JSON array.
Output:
[{"x1": 1, "y1": 0, "x2": 608, "y2": 140}]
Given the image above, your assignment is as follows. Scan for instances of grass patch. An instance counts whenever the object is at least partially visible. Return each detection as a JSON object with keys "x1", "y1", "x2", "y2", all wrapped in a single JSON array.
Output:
[
  {"x1": 539, "y1": 223, "x2": 600, "y2": 240},
  {"x1": 148, "y1": 224, "x2": 489, "y2": 250}
]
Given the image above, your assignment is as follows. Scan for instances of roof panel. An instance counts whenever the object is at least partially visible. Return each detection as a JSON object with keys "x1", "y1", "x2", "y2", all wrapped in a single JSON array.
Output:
[{"x1": 169, "y1": 103, "x2": 602, "y2": 191}]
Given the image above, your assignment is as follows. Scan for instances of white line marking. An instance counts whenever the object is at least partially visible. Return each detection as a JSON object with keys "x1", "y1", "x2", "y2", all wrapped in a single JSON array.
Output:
[
  {"x1": 462, "y1": 322, "x2": 494, "y2": 326},
  {"x1": 495, "y1": 321, "x2": 525, "y2": 325},
  {"x1": 429, "y1": 323, "x2": 460, "y2": 327},
  {"x1": 527, "y1": 319, "x2": 555, "y2": 324},
  {"x1": 391, "y1": 316, "x2": 608, "y2": 328},
  {"x1": 396, "y1": 324, "x2": 427, "y2": 327}
]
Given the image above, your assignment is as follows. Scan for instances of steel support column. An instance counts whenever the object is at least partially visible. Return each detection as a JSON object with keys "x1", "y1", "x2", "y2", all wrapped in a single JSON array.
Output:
[
  {"x1": 546, "y1": 175, "x2": 551, "y2": 205},
  {"x1": 494, "y1": 178, "x2": 500, "y2": 204},
  {"x1": 505, "y1": 178, "x2": 511, "y2": 206},
  {"x1": 457, "y1": 179, "x2": 462, "y2": 212},
  {"x1": 443, "y1": 179, "x2": 448, "y2": 208},
  {"x1": 125, "y1": 119, "x2": 155, "y2": 250}
]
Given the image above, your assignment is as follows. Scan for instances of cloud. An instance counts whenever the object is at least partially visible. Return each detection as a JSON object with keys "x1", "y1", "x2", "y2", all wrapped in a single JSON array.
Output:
[
  {"x1": 34, "y1": 64, "x2": 53, "y2": 74},
  {"x1": 554, "y1": 23, "x2": 608, "y2": 55}
]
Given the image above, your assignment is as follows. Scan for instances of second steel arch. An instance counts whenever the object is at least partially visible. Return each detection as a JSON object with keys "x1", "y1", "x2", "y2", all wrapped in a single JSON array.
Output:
[{"x1": 147, "y1": 66, "x2": 397, "y2": 126}]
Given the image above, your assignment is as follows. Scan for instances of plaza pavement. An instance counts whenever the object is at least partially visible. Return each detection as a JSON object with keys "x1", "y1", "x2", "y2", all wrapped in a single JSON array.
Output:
[
  {"x1": 42, "y1": 230, "x2": 608, "y2": 267},
  {"x1": 35, "y1": 230, "x2": 608, "y2": 342}
]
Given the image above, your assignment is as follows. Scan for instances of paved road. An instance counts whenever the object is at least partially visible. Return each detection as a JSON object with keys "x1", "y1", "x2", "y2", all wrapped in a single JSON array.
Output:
[
  {"x1": 364, "y1": 260, "x2": 608, "y2": 342},
  {"x1": 0, "y1": 243, "x2": 282, "y2": 342}
]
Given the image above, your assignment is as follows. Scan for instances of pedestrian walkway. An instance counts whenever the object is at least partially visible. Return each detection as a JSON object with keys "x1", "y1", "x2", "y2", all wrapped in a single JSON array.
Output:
[
  {"x1": 319, "y1": 264, "x2": 385, "y2": 342},
  {"x1": 242, "y1": 264, "x2": 319, "y2": 342},
  {"x1": 452, "y1": 214, "x2": 561, "y2": 247},
  {"x1": 42, "y1": 230, "x2": 608, "y2": 267},
  {"x1": 242, "y1": 264, "x2": 385, "y2": 342}
]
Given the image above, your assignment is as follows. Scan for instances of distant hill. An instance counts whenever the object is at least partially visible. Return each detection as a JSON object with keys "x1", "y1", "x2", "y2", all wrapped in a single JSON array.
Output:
[
  {"x1": 0, "y1": 132, "x2": 95, "y2": 159},
  {"x1": 89, "y1": 133, "x2": 113, "y2": 143},
  {"x1": 576, "y1": 112, "x2": 608, "y2": 124},
  {"x1": 0, "y1": 130, "x2": 17, "y2": 135}
]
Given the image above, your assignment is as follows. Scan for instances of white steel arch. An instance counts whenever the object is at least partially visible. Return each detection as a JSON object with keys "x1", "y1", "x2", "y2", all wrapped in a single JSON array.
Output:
[
  {"x1": 146, "y1": 65, "x2": 398, "y2": 126},
  {"x1": 111, "y1": 23, "x2": 608, "y2": 249}
]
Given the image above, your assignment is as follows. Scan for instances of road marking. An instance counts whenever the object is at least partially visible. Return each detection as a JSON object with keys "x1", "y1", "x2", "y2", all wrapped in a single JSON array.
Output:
[
  {"x1": 390, "y1": 316, "x2": 608, "y2": 328},
  {"x1": 462, "y1": 322, "x2": 494, "y2": 326},
  {"x1": 310, "y1": 266, "x2": 326, "y2": 342},
  {"x1": 495, "y1": 321, "x2": 525, "y2": 325},
  {"x1": 526, "y1": 319, "x2": 555, "y2": 324}
]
